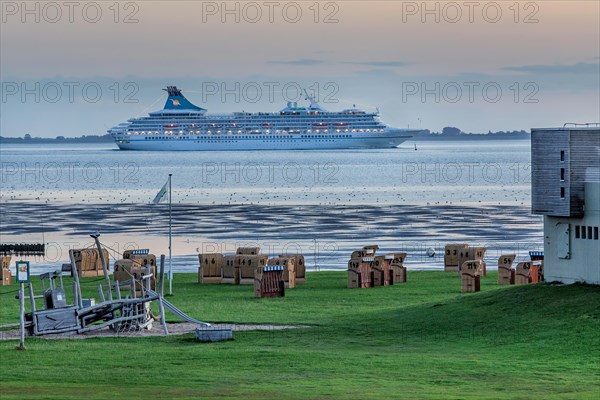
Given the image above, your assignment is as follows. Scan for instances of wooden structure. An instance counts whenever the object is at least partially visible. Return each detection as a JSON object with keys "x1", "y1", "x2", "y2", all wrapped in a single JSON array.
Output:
[
  {"x1": 347, "y1": 257, "x2": 374, "y2": 289},
  {"x1": 350, "y1": 245, "x2": 379, "y2": 259},
  {"x1": 278, "y1": 254, "x2": 306, "y2": 284},
  {"x1": 267, "y1": 257, "x2": 296, "y2": 288},
  {"x1": 254, "y1": 266, "x2": 285, "y2": 298},
  {"x1": 468, "y1": 247, "x2": 487, "y2": 276},
  {"x1": 529, "y1": 251, "x2": 544, "y2": 283},
  {"x1": 460, "y1": 260, "x2": 482, "y2": 293},
  {"x1": 0, "y1": 256, "x2": 12, "y2": 286},
  {"x1": 389, "y1": 253, "x2": 408, "y2": 284},
  {"x1": 497, "y1": 254, "x2": 516, "y2": 285},
  {"x1": 197, "y1": 253, "x2": 223, "y2": 283},
  {"x1": 216, "y1": 247, "x2": 268, "y2": 285},
  {"x1": 221, "y1": 255, "x2": 239, "y2": 284},
  {"x1": 113, "y1": 258, "x2": 157, "y2": 294},
  {"x1": 515, "y1": 262, "x2": 532, "y2": 285},
  {"x1": 123, "y1": 251, "x2": 156, "y2": 266},
  {"x1": 372, "y1": 256, "x2": 388, "y2": 286},
  {"x1": 236, "y1": 247, "x2": 260, "y2": 255},
  {"x1": 347, "y1": 259, "x2": 361, "y2": 288},
  {"x1": 444, "y1": 244, "x2": 469, "y2": 272},
  {"x1": 372, "y1": 253, "x2": 407, "y2": 285},
  {"x1": 237, "y1": 255, "x2": 268, "y2": 284},
  {"x1": 69, "y1": 248, "x2": 110, "y2": 277},
  {"x1": 444, "y1": 244, "x2": 487, "y2": 274}
]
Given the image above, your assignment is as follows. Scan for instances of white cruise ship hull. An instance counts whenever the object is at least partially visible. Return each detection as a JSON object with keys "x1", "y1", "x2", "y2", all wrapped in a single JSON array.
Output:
[
  {"x1": 110, "y1": 86, "x2": 421, "y2": 151},
  {"x1": 114, "y1": 128, "x2": 417, "y2": 151}
]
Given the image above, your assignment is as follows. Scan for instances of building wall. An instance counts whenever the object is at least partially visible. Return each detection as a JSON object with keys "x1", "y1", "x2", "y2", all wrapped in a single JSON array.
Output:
[
  {"x1": 544, "y1": 182, "x2": 600, "y2": 284},
  {"x1": 531, "y1": 129, "x2": 571, "y2": 216},
  {"x1": 532, "y1": 128, "x2": 600, "y2": 217}
]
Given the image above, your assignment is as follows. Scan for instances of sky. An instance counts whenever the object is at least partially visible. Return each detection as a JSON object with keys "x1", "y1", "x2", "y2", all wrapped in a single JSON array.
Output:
[{"x1": 1, "y1": 0, "x2": 599, "y2": 137}]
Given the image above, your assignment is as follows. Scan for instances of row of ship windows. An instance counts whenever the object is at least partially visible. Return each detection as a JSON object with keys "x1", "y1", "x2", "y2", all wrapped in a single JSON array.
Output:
[
  {"x1": 131, "y1": 129, "x2": 381, "y2": 135},
  {"x1": 574, "y1": 225, "x2": 599, "y2": 240},
  {"x1": 190, "y1": 139, "x2": 341, "y2": 143},
  {"x1": 145, "y1": 135, "x2": 354, "y2": 141}
]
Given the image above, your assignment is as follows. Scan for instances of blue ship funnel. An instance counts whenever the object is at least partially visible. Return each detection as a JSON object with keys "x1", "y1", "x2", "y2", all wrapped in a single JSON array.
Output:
[{"x1": 163, "y1": 86, "x2": 206, "y2": 111}]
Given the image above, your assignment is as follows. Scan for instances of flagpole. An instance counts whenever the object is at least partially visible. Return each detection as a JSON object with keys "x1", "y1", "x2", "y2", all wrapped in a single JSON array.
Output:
[{"x1": 168, "y1": 173, "x2": 172, "y2": 295}]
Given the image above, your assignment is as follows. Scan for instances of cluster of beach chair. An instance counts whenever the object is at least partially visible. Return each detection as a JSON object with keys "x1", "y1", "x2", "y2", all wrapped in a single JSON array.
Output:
[
  {"x1": 198, "y1": 247, "x2": 306, "y2": 294},
  {"x1": 497, "y1": 251, "x2": 544, "y2": 285},
  {"x1": 347, "y1": 245, "x2": 407, "y2": 289},
  {"x1": 443, "y1": 244, "x2": 545, "y2": 292}
]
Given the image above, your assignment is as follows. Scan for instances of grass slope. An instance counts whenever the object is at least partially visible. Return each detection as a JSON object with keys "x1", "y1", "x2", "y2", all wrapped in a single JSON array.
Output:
[{"x1": 1, "y1": 271, "x2": 599, "y2": 399}]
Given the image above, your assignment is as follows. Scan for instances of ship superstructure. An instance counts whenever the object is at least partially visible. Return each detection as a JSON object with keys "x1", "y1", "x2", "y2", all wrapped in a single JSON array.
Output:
[{"x1": 109, "y1": 86, "x2": 418, "y2": 150}]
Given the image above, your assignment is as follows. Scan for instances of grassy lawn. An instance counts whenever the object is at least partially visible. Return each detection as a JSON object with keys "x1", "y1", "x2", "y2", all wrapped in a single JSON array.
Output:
[{"x1": 1, "y1": 271, "x2": 599, "y2": 399}]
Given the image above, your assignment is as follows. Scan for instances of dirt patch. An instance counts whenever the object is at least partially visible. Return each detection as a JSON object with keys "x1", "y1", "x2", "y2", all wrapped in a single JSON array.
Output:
[{"x1": 0, "y1": 322, "x2": 312, "y2": 340}]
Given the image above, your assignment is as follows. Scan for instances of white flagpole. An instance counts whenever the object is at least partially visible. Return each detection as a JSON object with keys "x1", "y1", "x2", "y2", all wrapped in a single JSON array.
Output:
[{"x1": 168, "y1": 173, "x2": 173, "y2": 295}]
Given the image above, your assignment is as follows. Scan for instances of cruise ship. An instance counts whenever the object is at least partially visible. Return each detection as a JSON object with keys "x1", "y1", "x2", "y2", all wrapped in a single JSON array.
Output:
[{"x1": 109, "y1": 86, "x2": 420, "y2": 151}]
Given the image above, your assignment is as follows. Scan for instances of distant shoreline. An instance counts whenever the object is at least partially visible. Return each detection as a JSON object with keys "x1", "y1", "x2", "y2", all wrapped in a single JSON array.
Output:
[
  {"x1": 0, "y1": 135, "x2": 112, "y2": 144},
  {"x1": 0, "y1": 132, "x2": 530, "y2": 143}
]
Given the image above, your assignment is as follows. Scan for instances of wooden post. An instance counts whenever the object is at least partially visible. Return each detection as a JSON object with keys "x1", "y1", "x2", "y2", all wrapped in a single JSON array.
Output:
[
  {"x1": 91, "y1": 234, "x2": 112, "y2": 301},
  {"x1": 69, "y1": 250, "x2": 83, "y2": 309}
]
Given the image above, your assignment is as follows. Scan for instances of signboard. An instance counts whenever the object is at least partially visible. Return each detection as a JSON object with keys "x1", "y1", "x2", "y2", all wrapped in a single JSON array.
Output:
[{"x1": 16, "y1": 261, "x2": 30, "y2": 283}]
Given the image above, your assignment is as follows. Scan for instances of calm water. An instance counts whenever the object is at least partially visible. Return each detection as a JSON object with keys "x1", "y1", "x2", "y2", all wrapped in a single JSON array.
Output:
[
  {"x1": 0, "y1": 140, "x2": 531, "y2": 205},
  {"x1": 0, "y1": 140, "x2": 540, "y2": 273}
]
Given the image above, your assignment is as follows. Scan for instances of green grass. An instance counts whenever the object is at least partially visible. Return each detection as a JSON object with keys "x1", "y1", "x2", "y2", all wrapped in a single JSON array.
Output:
[{"x1": 1, "y1": 271, "x2": 599, "y2": 399}]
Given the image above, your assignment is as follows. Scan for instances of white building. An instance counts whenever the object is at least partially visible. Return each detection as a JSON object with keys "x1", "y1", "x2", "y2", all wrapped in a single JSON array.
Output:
[{"x1": 531, "y1": 126, "x2": 599, "y2": 284}]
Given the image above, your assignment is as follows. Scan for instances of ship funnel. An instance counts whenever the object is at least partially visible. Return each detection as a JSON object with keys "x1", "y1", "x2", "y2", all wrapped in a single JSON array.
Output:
[{"x1": 162, "y1": 86, "x2": 206, "y2": 112}]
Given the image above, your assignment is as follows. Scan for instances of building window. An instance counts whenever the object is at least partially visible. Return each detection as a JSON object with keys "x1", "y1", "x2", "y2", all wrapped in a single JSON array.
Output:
[
  {"x1": 582, "y1": 226, "x2": 586, "y2": 239},
  {"x1": 560, "y1": 150, "x2": 565, "y2": 162},
  {"x1": 588, "y1": 226, "x2": 593, "y2": 240},
  {"x1": 560, "y1": 187, "x2": 565, "y2": 198},
  {"x1": 560, "y1": 168, "x2": 565, "y2": 181},
  {"x1": 575, "y1": 225, "x2": 580, "y2": 239},
  {"x1": 595, "y1": 227, "x2": 599, "y2": 240}
]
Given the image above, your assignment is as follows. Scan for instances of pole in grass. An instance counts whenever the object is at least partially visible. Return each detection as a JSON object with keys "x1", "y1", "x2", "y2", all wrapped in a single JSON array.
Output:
[
  {"x1": 168, "y1": 173, "x2": 173, "y2": 296},
  {"x1": 15, "y1": 260, "x2": 30, "y2": 350},
  {"x1": 152, "y1": 175, "x2": 173, "y2": 296}
]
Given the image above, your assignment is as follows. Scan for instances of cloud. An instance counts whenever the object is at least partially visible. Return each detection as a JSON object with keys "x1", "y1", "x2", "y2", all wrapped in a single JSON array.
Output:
[
  {"x1": 342, "y1": 61, "x2": 412, "y2": 67},
  {"x1": 266, "y1": 59, "x2": 411, "y2": 68},
  {"x1": 267, "y1": 59, "x2": 324, "y2": 66},
  {"x1": 502, "y1": 62, "x2": 600, "y2": 74}
]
